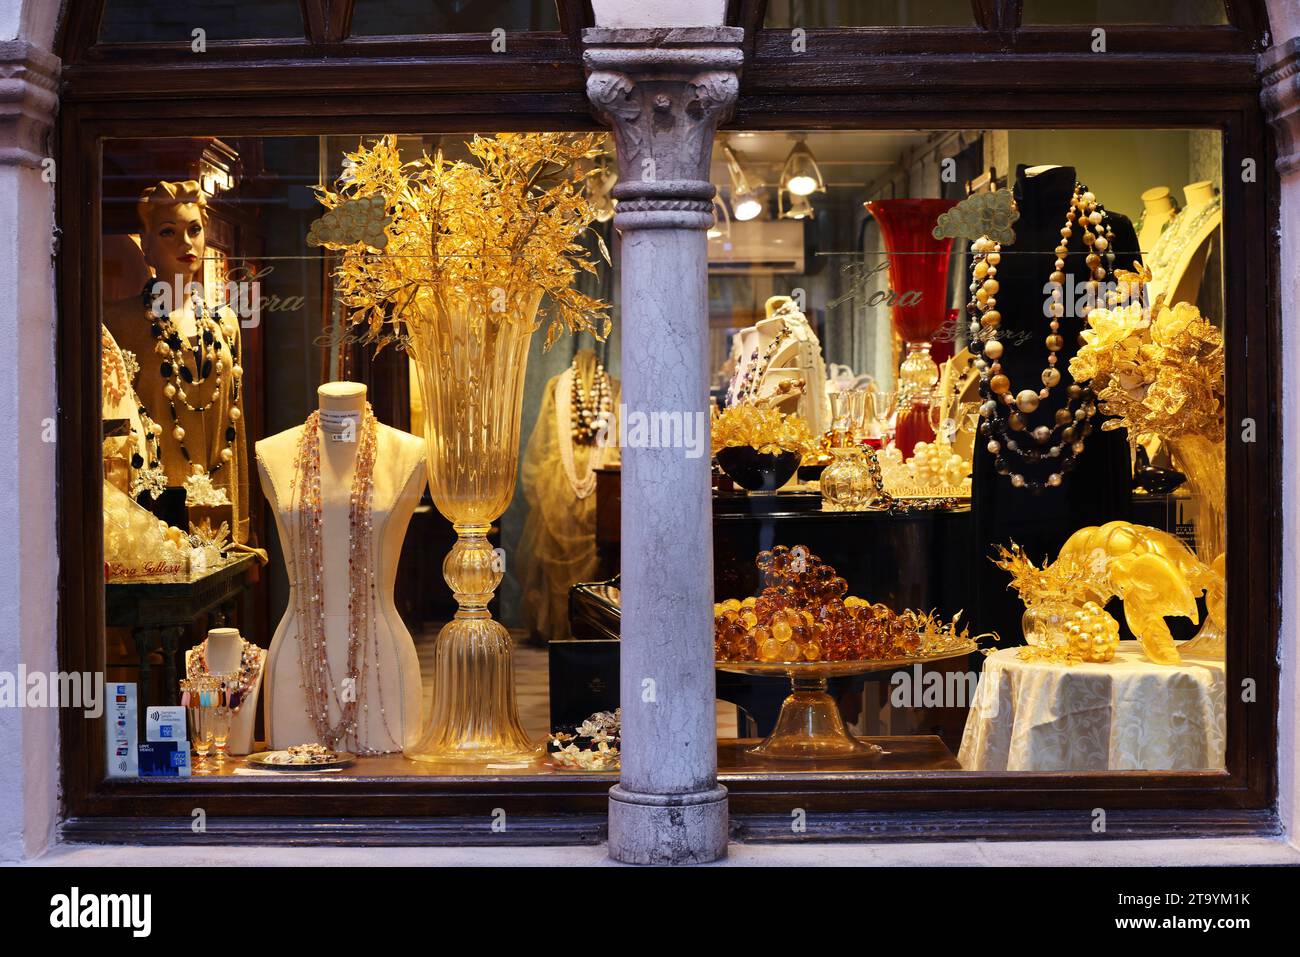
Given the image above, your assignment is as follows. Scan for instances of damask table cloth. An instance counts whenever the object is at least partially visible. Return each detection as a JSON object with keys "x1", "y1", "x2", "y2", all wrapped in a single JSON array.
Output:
[{"x1": 958, "y1": 642, "x2": 1225, "y2": 771}]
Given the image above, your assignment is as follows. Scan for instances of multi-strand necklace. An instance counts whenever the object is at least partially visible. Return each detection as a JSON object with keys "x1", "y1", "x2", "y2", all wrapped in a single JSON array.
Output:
[
  {"x1": 558, "y1": 362, "x2": 611, "y2": 500},
  {"x1": 734, "y1": 328, "x2": 790, "y2": 405},
  {"x1": 288, "y1": 404, "x2": 397, "y2": 754},
  {"x1": 570, "y1": 358, "x2": 612, "y2": 446},
  {"x1": 188, "y1": 636, "x2": 266, "y2": 714},
  {"x1": 143, "y1": 280, "x2": 243, "y2": 478},
  {"x1": 970, "y1": 183, "x2": 1111, "y2": 491}
]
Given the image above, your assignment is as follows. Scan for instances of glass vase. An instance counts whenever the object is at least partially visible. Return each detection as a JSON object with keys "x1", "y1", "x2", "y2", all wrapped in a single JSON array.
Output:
[
  {"x1": 1167, "y1": 433, "x2": 1225, "y2": 564},
  {"x1": 1021, "y1": 597, "x2": 1079, "y2": 650},
  {"x1": 404, "y1": 288, "x2": 544, "y2": 763},
  {"x1": 820, "y1": 447, "x2": 874, "y2": 511}
]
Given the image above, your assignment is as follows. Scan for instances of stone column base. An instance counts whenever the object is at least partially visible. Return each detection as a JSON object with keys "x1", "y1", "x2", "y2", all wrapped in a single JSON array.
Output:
[{"x1": 608, "y1": 784, "x2": 729, "y2": 864}]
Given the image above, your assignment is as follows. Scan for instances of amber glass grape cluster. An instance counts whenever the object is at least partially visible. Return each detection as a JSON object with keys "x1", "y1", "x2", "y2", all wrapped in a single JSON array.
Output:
[{"x1": 714, "y1": 545, "x2": 954, "y2": 664}]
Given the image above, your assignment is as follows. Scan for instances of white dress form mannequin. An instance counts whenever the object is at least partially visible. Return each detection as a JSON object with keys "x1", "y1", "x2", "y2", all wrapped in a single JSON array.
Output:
[
  {"x1": 256, "y1": 382, "x2": 426, "y2": 753},
  {"x1": 1137, "y1": 186, "x2": 1179, "y2": 258},
  {"x1": 184, "y1": 626, "x2": 263, "y2": 754},
  {"x1": 1146, "y1": 180, "x2": 1222, "y2": 307}
]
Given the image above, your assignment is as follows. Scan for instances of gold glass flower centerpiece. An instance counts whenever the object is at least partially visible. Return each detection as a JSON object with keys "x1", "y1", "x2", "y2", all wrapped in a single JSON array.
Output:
[{"x1": 311, "y1": 134, "x2": 610, "y2": 762}]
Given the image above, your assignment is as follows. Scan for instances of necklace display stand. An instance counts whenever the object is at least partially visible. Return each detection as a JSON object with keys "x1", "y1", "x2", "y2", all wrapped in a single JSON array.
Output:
[
  {"x1": 970, "y1": 163, "x2": 1137, "y2": 649},
  {"x1": 1146, "y1": 180, "x2": 1221, "y2": 308},
  {"x1": 255, "y1": 382, "x2": 426, "y2": 753},
  {"x1": 184, "y1": 626, "x2": 264, "y2": 754}
]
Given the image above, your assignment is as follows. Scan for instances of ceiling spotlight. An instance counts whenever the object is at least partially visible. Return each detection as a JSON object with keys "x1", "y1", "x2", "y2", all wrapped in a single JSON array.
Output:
[
  {"x1": 708, "y1": 195, "x2": 732, "y2": 240},
  {"x1": 587, "y1": 156, "x2": 618, "y2": 223},
  {"x1": 780, "y1": 190, "x2": 815, "y2": 220},
  {"x1": 721, "y1": 139, "x2": 764, "y2": 222},
  {"x1": 731, "y1": 188, "x2": 763, "y2": 222},
  {"x1": 780, "y1": 136, "x2": 824, "y2": 198}
]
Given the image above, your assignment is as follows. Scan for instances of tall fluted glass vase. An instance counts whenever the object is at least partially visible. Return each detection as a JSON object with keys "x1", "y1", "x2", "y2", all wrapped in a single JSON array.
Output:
[
  {"x1": 1168, "y1": 433, "x2": 1225, "y2": 564},
  {"x1": 405, "y1": 287, "x2": 543, "y2": 763}
]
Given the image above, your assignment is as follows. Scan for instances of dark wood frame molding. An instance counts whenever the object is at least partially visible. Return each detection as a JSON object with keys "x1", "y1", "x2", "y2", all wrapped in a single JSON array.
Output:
[{"x1": 55, "y1": 0, "x2": 1282, "y2": 845}]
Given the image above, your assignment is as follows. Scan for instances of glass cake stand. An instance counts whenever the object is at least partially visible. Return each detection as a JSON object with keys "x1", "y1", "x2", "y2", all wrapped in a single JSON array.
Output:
[{"x1": 716, "y1": 643, "x2": 978, "y2": 760}]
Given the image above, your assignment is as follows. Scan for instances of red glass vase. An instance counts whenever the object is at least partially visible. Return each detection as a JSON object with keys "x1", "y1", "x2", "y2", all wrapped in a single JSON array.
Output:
[{"x1": 864, "y1": 199, "x2": 959, "y2": 343}]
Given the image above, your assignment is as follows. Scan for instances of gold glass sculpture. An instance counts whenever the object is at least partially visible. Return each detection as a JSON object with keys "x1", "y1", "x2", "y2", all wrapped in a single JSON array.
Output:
[
  {"x1": 311, "y1": 133, "x2": 609, "y2": 761},
  {"x1": 994, "y1": 520, "x2": 1225, "y2": 666}
]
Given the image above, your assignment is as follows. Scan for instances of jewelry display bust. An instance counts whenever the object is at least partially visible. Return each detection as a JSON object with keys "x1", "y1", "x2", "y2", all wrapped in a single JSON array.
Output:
[
  {"x1": 102, "y1": 180, "x2": 250, "y2": 543},
  {"x1": 1136, "y1": 185, "x2": 1179, "y2": 260},
  {"x1": 725, "y1": 295, "x2": 830, "y2": 434},
  {"x1": 255, "y1": 382, "x2": 425, "y2": 754},
  {"x1": 184, "y1": 626, "x2": 264, "y2": 754},
  {"x1": 970, "y1": 163, "x2": 1138, "y2": 651},
  {"x1": 1145, "y1": 180, "x2": 1222, "y2": 308}
]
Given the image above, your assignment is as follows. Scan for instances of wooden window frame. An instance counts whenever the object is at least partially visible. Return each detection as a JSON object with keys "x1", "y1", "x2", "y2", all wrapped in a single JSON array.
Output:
[{"x1": 55, "y1": 0, "x2": 1282, "y2": 844}]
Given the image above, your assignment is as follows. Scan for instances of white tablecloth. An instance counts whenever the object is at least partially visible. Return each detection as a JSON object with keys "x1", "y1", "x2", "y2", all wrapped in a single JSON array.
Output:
[{"x1": 958, "y1": 642, "x2": 1225, "y2": 772}]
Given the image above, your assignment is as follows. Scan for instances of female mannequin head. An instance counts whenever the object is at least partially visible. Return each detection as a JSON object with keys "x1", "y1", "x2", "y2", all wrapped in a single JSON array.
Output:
[{"x1": 137, "y1": 180, "x2": 208, "y2": 286}]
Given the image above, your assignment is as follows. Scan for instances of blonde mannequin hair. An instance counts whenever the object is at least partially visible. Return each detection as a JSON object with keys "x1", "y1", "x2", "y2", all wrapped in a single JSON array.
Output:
[{"x1": 137, "y1": 179, "x2": 208, "y2": 231}]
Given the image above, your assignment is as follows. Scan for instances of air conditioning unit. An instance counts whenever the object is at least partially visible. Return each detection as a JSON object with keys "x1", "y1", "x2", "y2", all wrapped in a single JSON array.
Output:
[{"x1": 708, "y1": 219, "x2": 806, "y2": 274}]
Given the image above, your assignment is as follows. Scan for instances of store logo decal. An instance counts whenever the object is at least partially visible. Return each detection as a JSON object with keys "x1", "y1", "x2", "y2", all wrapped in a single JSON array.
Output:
[{"x1": 49, "y1": 887, "x2": 151, "y2": 937}]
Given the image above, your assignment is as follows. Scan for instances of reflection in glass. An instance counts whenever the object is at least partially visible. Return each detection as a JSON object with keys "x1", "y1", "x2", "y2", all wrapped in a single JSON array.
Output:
[
  {"x1": 765, "y1": 0, "x2": 977, "y2": 27},
  {"x1": 100, "y1": 0, "x2": 306, "y2": 42}
]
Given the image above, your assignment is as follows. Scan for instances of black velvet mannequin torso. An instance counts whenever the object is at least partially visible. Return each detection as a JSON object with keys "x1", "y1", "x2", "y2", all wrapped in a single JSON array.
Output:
[{"x1": 970, "y1": 164, "x2": 1136, "y2": 643}]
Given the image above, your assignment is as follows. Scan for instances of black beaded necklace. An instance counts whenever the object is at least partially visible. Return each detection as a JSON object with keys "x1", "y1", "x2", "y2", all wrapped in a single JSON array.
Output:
[
  {"x1": 141, "y1": 279, "x2": 243, "y2": 476},
  {"x1": 969, "y1": 182, "x2": 1112, "y2": 492}
]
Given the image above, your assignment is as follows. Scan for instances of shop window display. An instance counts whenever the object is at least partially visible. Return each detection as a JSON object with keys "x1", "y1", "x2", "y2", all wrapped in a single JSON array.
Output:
[{"x1": 97, "y1": 126, "x2": 1228, "y2": 785}]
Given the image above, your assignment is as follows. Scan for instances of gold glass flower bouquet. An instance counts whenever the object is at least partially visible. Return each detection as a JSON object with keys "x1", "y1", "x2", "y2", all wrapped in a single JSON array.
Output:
[{"x1": 1070, "y1": 266, "x2": 1225, "y2": 561}]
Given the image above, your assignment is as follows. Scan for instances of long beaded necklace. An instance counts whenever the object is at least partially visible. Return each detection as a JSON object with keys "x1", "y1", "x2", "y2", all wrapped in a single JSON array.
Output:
[
  {"x1": 736, "y1": 328, "x2": 790, "y2": 404},
  {"x1": 570, "y1": 357, "x2": 612, "y2": 446},
  {"x1": 287, "y1": 404, "x2": 397, "y2": 754},
  {"x1": 969, "y1": 183, "x2": 1110, "y2": 491},
  {"x1": 143, "y1": 280, "x2": 244, "y2": 478}
]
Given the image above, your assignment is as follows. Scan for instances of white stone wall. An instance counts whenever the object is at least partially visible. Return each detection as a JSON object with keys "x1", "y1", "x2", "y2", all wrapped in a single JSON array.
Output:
[
  {"x1": 1265, "y1": 0, "x2": 1300, "y2": 850},
  {"x1": 0, "y1": 0, "x2": 60, "y2": 862}
]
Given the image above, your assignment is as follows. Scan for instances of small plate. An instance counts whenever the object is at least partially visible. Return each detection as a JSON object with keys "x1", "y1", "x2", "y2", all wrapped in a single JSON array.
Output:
[{"x1": 245, "y1": 750, "x2": 356, "y2": 771}]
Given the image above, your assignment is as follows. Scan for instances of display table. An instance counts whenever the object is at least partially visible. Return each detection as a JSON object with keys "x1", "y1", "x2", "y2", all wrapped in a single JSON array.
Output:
[
  {"x1": 959, "y1": 642, "x2": 1225, "y2": 772},
  {"x1": 105, "y1": 553, "x2": 256, "y2": 712}
]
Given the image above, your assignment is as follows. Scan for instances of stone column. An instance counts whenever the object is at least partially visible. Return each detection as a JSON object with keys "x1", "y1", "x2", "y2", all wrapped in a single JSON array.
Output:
[
  {"x1": 584, "y1": 26, "x2": 742, "y2": 864},
  {"x1": 1261, "y1": 15, "x2": 1300, "y2": 848}
]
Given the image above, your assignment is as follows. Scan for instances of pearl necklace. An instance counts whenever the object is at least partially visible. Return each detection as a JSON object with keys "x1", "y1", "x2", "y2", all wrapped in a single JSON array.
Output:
[
  {"x1": 143, "y1": 280, "x2": 243, "y2": 478},
  {"x1": 557, "y1": 365, "x2": 607, "y2": 500},
  {"x1": 287, "y1": 405, "x2": 398, "y2": 754},
  {"x1": 970, "y1": 183, "x2": 1111, "y2": 491},
  {"x1": 569, "y1": 358, "x2": 612, "y2": 446},
  {"x1": 101, "y1": 327, "x2": 129, "y2": 406}
]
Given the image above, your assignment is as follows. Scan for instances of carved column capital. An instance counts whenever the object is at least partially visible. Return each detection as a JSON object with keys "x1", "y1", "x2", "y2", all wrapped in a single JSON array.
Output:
[
  {"x1": 584, "y1": 27, "x2": 743, "y2": 229},
  {"x1": 1262, "y1": 36, "x2": 1300, "y2": 176},
  {"x1": 0, "y1": 40, "x2": 59, "y2": 169}
]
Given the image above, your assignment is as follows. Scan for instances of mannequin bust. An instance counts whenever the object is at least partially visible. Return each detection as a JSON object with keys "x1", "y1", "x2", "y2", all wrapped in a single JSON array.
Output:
[
  {"x1": 971, "y1": 163, "x2": 1137, "y2": 645},
  {"x1": 1137, "y1": 185, "x2": 1179, "y2": 258},
  {"x1": 184, "y1": 626, "x2": 264, "y2": 754},
  {"x1": 102, "y1": 180, "x2": 250, "y2": 543},
  {"x1": 256, "y1": 382, "x2": 426, "y2": 753},
  {"x1": 1146, "y1": 180, "x2": 1221, "y2": 308},
  {"x1": 725, "y1": 296, "x2": 830, "y2": 434},
  {"x1": 519, "y1": 348, "x2": 621, "y2": 641}
]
